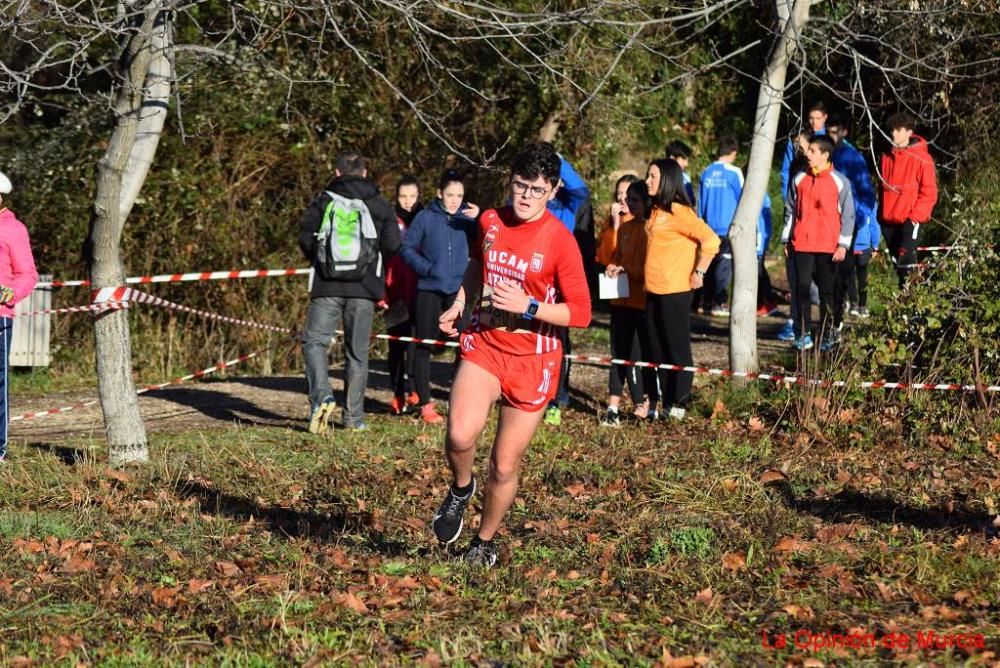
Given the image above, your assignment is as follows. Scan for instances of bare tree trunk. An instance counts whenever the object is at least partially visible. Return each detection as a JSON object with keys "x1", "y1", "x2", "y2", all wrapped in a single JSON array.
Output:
[
  {"x1": 87, "y1": 2, "x2": 172, "y2": 466},
  {"x1": 728, "y1": 0, "x2": 811, "y2": 374},
  {"x1": 537, "y1": 109, "x2": 561, "y2": 143}
]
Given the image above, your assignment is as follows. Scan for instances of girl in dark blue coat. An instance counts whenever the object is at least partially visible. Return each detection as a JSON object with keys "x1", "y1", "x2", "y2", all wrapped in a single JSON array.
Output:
[{"x1": 400, "y1": 170, "x2": 480, "y2": 423}]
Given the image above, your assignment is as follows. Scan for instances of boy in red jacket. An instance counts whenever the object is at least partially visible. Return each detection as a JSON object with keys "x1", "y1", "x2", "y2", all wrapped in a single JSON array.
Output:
[
  {"x1": 781, "y1": 136, "x2": 855, "y2": 352},
  {"x1": 0, "y1": 170, "x2": 39, "y2": 464},
  {"x1": 879, "y1": 112, "x2": 938, "y2": 287}
]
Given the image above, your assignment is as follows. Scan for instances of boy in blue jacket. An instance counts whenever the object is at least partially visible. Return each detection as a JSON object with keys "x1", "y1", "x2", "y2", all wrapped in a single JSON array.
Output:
[
  {"x1": 779, "y1": 103, "x2": 827, "y2": 198},
  {"x1": 666, "y1": 140, "x2": 696, "y2": 206},
  {"x1": 697, "y1": 136, "x2": 744, "y2": 316},
  {"x1": 827, "y1": 116, "x2": 878, "y2": 324},
  {"x1": 543, "y1": 155, "x2": 591, "y2": 426}
]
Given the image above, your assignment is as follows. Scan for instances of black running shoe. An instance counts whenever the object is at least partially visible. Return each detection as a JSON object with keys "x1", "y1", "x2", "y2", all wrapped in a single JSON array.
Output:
[
  {"x1": 463, "y1": 535, "x2": 498, "y2": 567},
  {"x1": 599, "y1": 409, "x2": 621, "y2": 428},
  {"x1": 431, "y1": 478, "x2": 476, "y2": 544}
]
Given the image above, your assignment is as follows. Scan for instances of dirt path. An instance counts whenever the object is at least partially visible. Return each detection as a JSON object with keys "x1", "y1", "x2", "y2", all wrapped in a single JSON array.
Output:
[{"x1": 9, "y1": 308, "x2": 792, "y2": 445}]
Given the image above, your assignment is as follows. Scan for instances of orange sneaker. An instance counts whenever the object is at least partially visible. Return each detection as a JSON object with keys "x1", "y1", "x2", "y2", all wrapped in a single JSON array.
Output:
[
  {"x1": 420, "y1": 403, "x2": 444, "y2": 424},
  {"x1": 389, "y1": 395, "x2": 405, "y2": 415},
  {"x1": 406, "y1": 392, "x2": 420, "y2": 408}
]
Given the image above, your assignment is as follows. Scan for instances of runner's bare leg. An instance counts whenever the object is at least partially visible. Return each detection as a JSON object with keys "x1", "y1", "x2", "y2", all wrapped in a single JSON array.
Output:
[
  {"x1": 445, "y1": 360, "x2": 501, "y2": 487},
  {"x1": 476, "y1": 404, "x2": 546, "y2": 541}
]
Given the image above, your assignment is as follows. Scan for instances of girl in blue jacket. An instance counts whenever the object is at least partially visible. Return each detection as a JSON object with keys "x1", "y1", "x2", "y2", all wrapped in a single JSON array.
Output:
[{"x1": 400, "y1": 170, "x2": 480, "y2": 423}]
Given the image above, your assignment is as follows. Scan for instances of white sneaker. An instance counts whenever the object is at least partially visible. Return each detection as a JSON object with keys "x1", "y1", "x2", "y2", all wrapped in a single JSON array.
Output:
[{"x1": 668, "y1": 407, "x2": 686, "y2": 420}]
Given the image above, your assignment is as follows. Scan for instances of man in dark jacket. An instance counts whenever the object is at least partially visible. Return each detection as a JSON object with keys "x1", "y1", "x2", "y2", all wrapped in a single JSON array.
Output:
[{"x1": 298, "y1": 151, "x2": 401, "y2": 433}]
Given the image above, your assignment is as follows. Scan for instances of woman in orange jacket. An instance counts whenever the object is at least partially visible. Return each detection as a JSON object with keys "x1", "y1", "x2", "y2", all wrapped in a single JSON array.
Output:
[
  {"x1": 643, "y1": 159, "x2": 720, "y2": 420},
  {"x1": 595, "y1": 174, "x2": 640, "y2": 269},
  {"x1": 602, "y1": 181, "x2": 657, "y2": 426}
]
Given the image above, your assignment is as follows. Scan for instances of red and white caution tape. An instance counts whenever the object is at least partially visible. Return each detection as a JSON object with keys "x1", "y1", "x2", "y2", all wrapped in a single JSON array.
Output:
[
  {"x1": 915, "y1": 245, "x2": 962, "y2": 252},
  {"x1": 873, "y1": 245, "x2": 964, "y2": 255},
  {"x1": 366, "y1": 332, "x2": 1000, "y2": 393},
  {"x1": 35, "y1": 250, "x2": 970, "y2": 289},
  {"x1": 91, "y1": 287, "x2": 293, "y2": 335},
  {"x1": 371, "y1": 332, "x2": 460, "y2": 348},
  {"x1": 39, "y1": 267, "x2": 311, "y2": 289},
  {"x1": 10, "y1": 352, "x2": 260, "y2": 423},
  {"x1": 18, "y1": 301, "x2": 129, "y2": 318},
  {"x1": 565, "y1": 354, "x2": 1000, "y2": 392}
]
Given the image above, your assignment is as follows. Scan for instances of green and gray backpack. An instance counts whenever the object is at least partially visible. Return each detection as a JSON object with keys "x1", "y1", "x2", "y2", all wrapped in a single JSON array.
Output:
[{"x1": 314, "y1": 191, "x2": 381, "y2": 281}]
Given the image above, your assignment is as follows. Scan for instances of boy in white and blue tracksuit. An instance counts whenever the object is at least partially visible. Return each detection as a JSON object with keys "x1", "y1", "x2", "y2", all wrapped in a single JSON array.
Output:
[
  {"x1": 757, "y1": 193, "x2": 777, "y2": 310},
  {"x1": 697, "y1": 136, "x2": 743, "y2": 313}
]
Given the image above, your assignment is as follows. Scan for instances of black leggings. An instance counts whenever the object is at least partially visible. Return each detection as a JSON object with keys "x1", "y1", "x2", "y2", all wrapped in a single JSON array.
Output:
[
  {"x1": 414, "y1": 290, "x2": 457, "y2": 405},
  {"x1": 387, "y1": 320, "x2": 415, "y2": 397},
  {"x1": 834, "y1": 249, "x2": 873, "y2": 323},
  {"x1": 645, "y1": 291, "x2": 694, "y2": 409},
  {"x1": 608, "y1": 306, "x2": 652, "y2": 404},
  {"x1": 792, "y1": 251, "x2": 835, "y2": 338},
  {"x1": 849, "y1": 250, "x2": 872, "y2": 307},
  {"x1": 758, "y1": 256, "x2": 775, "y2": 306},
  {"x1": 882, "y1": 222, "x2": 920, "y2": 287}
]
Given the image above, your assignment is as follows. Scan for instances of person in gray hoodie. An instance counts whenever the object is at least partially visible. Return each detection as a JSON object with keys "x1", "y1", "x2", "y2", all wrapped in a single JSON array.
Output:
[{"x1": 400, "y1": 169, "x2": 480, "y2": 423}]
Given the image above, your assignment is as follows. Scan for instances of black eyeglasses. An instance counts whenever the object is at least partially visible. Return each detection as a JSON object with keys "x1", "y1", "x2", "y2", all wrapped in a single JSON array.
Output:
[{"x1": 511, "y1": 179, "x2": 550, "y2": 200}]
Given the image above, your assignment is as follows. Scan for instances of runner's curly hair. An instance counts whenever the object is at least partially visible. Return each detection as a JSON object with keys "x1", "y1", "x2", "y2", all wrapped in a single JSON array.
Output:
[{"x1": 510, "y1": 142, "x2": 562, "y2": 187}]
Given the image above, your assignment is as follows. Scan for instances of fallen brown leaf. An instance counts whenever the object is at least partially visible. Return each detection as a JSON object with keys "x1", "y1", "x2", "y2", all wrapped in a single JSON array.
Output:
[
  {"x1": 336, "y1": 591, "x2": 369, "y2": 614},
  {"x1": 187, "y1": 578, "x2": 215, "y2": 594},
  {"x1": 214, "y1": 561, "x2": 241, "y2": 578},
  {"x1": 772, "y1": 536, "x2": 809, "y2": 553},
  {"x1": 783, "y1": 603, "x2": 814, "y2": 620},
  {"x1": 255, "y1": 574, "x2": 288, "y2": 590},
  {"x1": 163, "y1": 546, "x2": 183, "y2": 563},
  {"x1": 721, "y1": 551, "x2": 746, "y2": 571},
  {"x1": 62, "y1": 554, "x2": 96, "y2": 574},
  {"x1": 151, "y1": 586, "x2": 180, "y2": 609},
  {"x1": 759, "y1": 469, "x2": 788, "y2": 485}
]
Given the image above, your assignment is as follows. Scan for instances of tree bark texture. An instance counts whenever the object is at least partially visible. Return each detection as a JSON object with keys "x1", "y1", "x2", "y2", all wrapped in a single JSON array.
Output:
[
  {"x1": 88, "y1": 2, "x2": 172, "y2": 466},
  {"x1": 728, "y1": 0, "x2": 811, "y2": 374},
  {"x1": 537, "y1": 109, "x2": 561, "y2": 143}
]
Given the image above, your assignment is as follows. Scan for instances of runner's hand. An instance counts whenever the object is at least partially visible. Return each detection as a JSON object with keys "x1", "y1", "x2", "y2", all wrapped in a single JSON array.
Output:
[
  {"x1": 606, "y1": 264, "x2": 623, "y2": 278},
  {"x1": 832, "y1": 247, "x2": 847, "y2": 263},
  {"x1": 439, "y1": 301, "x2": 464, "y2": 337},
  {"x1": 491, "y1": 279, "x2": 529, "y2": 315},
  {"x1": 461, "y1": 203, "x2": 480, "y2": 219}
]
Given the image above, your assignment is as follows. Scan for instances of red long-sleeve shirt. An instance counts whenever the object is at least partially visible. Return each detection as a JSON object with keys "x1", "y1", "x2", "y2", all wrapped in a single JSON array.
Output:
[
  {"x1": 879, "y1": 135, "x2": 938, "y2": 225},
  {"x1": 468, "y1": 207, "x2": 591, "y2": 355}
]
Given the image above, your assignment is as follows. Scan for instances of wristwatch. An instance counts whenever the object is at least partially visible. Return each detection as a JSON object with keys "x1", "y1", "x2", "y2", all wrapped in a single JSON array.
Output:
[
  {"x1": 523, "y1": 296, "x2": 540, "y2": 320},
  {"x1": 694, "y1": 269, "x2": 706, "y2": 278}
]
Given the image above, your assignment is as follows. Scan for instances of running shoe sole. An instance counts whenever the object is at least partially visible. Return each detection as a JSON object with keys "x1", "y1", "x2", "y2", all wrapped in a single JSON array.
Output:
[{"x1": 308, "y1": 401, "x2": 336, "y2": 435}]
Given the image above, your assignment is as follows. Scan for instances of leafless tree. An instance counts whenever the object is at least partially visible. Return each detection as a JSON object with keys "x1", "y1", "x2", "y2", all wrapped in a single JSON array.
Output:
[
  {"x1": 727, "y1": 0, "x2": 1000, "y2": 374},
  {"x1": 0, "y1": 0, "x2": 747, "y2": 463},
  {"x1": 5, "y1": 0, "x2": 994, "y2": 462}
]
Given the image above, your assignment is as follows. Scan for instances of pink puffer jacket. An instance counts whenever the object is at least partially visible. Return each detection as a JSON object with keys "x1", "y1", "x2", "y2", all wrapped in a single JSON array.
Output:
[{"x1": 0, "y1": 207, "x2": 39, "y2": 318}]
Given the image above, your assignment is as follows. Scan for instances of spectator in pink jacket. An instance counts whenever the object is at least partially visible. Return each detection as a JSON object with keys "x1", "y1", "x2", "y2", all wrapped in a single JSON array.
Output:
[{"x1": 0, "y1": 170, "x2": 39, "y2": 463}]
